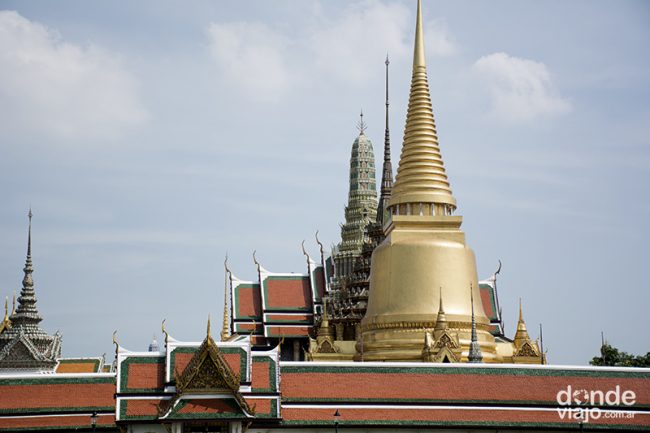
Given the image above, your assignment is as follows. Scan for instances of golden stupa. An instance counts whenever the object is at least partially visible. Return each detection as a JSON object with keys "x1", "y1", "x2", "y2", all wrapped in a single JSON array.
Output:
[{"x1": 358, "y1": 0, "x2": 505, "y2": 362}]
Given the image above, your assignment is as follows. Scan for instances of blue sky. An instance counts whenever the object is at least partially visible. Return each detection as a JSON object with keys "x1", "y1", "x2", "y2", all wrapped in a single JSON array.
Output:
[{"x1": 0, "y1": 0, "x2": 648, "y2": 365}]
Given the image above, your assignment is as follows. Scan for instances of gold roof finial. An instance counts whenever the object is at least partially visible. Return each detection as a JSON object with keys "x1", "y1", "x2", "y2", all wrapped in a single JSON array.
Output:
[
  {"x1": 11, "y1": 292, "x2": 15, "y2": 316},
  {"x1": 0, "y1": 297, "x2": 11, "y2": 333},
  {"x1": 433, "y1": 287, "x2": 447, "y2": 335},
  {"x1": 413, "y1": 0, "x2": 425, "y2": 68},
  {"x1": 112, "y1": 330, "x2": 119, "y2": 356},
  {"x1": 221, "y1": 255, "x2": 231, "y2": 342},
  {"x1": 388, "y1": 0, "x2": 456, "y2": 212},
  {"x1": 315, "y1": 231, "x2": 325, "y2": 266},
  {"x1": 161, "y1": 319, "x2": 169, "y2": 345},
  {"x1": 207, "y1": 314, "x2": 212, "y2": 338},
  {"x1": 514, "y1": 298, "x2": 531, "y2": 348}
]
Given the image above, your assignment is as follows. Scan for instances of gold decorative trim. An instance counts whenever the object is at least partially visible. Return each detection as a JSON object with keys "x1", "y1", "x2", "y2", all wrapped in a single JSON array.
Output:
[{"x1": 361, "y1": 320, "x2": 491, "y2": 333}]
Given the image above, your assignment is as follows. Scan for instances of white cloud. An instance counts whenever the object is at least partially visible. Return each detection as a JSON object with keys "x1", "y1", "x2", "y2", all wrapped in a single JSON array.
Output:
[
  {"x1": 310, "y1": 1, "x2": 411, "y2": 83},
  {"x1": 0, "y1": 11, "x2": 148, "y2": 143},
  {"x1": 424, "y1": 19, "x2": 457, "y2": 57},
  {"x1": 206, "y1": 21, "x2": 292, "y2": 102},
  {"x1": 473, "y1": 52, "x2": 571, "y2": 122},
  {"x1": 205, "y1": 0, "x2": 458, "y2": 96}
]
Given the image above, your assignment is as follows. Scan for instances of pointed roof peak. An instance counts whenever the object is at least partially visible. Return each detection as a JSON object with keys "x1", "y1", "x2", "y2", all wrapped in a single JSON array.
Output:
[
  {"x1": 413, "y1": 0, "x2": 426, "y2": 68},
  {"x1": 378, "y1": 53, "x2": 394, "y2": 225},
  {"x1": 388, "y1": 0, "x2": 456, "y2": 212},
  {"x1": 468, "y1": 283, "x2": 483, "y2": 363},
  {"x1": 221, "y1": 258, "x2": 231, "y2": 342},
  {"x1": 27, "y1": 208, "x2": 33, "y2": 258},
  {"x1": 356, "y1": 110, "x2": 367, "y2": 135},
  {"x1": 434, "y1": 287, "x2": 447, "y2": 334}
]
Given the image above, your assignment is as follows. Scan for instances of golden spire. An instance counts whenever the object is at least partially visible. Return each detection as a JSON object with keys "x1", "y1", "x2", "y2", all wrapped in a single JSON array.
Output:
[
  {"x1": 514, "y1": 298, "x2": 530, "y2": 348},
  {"x1": 433, "y1": 287, "x2": 447, "y2": 336},
  {"x1": 11, "y1": 292, "x2": 15, "y2": 316},
  {"x1": 207, "y1": 314, "x2": 212, "y2": 339},
  {"x1": 388, "y1": 0, "x2": 456, "y2": 214},
  {"x1": 316, "y1": 298, "x2": 334, "y2": 340},
  {"x1": 221, "y1": 256, "x2": 231, "y2": 342},
  {"x1": 0, "y1": 297, "x2": 11, "y2": 333}
]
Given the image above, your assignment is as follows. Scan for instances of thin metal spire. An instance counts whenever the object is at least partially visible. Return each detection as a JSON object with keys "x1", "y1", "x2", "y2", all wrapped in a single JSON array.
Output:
[
  {"x1": 27, "y1": 208, "x2": 32, "y2": 258},
  {"x1": 356, "y1": 110, "x2": 367, "y2": 135},
  {"x1": 377, "y1": 54, "x2": 393, "y2": 226},
  {"x1": 468, "y1": 284, "x2": 483, "y2": 363},
  {"x1": 12, "y1": 209, "x2": 43, "y2": 326},
  {"x1": 434, "y1": 287, "x2": 447, "y2": 334}
]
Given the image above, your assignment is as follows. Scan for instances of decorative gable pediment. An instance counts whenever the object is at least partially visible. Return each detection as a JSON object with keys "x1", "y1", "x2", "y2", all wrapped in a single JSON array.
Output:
[
  {"x1": 515, "y1": 341, "x2": 539, "y2": 358},
  {"x1": 434, "y1": 331, "x2": 460, "y2": 350},
  {"x1": 163, "y1": 333, "x2": 253, "y2": 419},
  {"x1": 0, "y1": 333, "x2": 40, "y2": 363},
  {"x1": 176, "y1": 342, "x2": 238, "y2": 394}
]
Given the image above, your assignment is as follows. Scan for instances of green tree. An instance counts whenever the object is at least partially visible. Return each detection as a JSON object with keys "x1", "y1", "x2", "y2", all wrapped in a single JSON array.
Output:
[{"x1": 590, "y1": 343, "x2": 650, "y2": 367}]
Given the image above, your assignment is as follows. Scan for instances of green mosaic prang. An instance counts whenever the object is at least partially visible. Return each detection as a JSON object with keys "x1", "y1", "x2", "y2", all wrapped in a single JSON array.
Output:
[
  {"x1": 261, "y1": 276, "x2": 312, "y2": 312},
  {"x1": 252, "y1": 357, "x2": 277, "y2": 393},
  {"x1": 119, "y1": 356, "x2": 165, "y2": 393}
]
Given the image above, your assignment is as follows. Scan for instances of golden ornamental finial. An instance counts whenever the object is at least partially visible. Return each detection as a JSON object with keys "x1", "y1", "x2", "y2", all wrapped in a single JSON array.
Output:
[
  {"x1": 413, "y1": 0, "x2": 425, "y2": 68},
  {"x1": 301, "y1": 240, "x2": 308, "y2": 260},
  {"x1": 11, "y1": 292, "x2": 15, "y2": 315},
  {"x1": 388, "y1": 0, "x2": 456, "y2": 214},
  {"x1": 252, "y1": 250, "x2": 261, "y2": 274},
  {"x1": 221, "y1": 256, "x2": 231, "y2": 342},
  {"x1": 224, "y1": 253, "x2": 230, "y2": 275},
  {"x1": 514, "y1": 298, "x2": 530, "y2": 345},
  {"x1": 315, "y1": 231, "x2": 325, "y2": 266},
  {"x1": 112, "y1": 330, "x2": 119, "y2": 355},
  {"x1": 161, "y1": 319, "x2": 169, "y2": 345},
  {"x1": 207, "y1": 314, "x2": 212, "y2": 338},
  {"x1": 3, "y1": 297, "x2": 7, "y2": 318}
]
